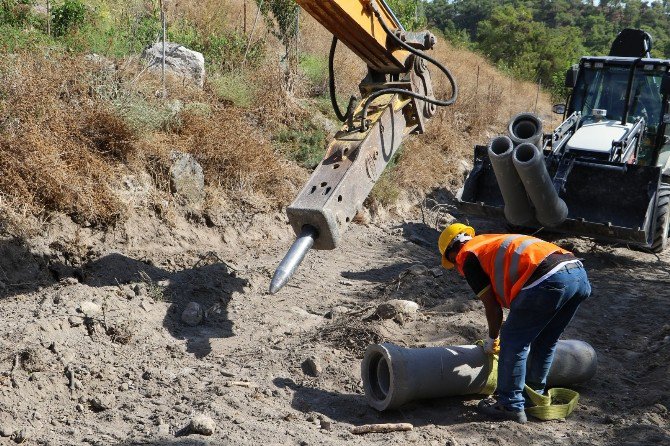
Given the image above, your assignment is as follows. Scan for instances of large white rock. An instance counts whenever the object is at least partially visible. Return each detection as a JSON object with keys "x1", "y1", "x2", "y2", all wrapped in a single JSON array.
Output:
[{"x1": 142, "y1": 42, "x2": 205, "y2": 88}]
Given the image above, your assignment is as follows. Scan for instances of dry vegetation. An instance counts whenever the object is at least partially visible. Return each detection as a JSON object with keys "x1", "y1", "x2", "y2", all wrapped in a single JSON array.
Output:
[{"x1": 0, "y1": 0, "x2": 562, "y2": 233}]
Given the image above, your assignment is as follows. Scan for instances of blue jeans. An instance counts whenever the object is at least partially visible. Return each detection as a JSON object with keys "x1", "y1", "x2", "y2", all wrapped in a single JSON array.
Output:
[{"x1": 496, "y1": 265, "x2": 592, "y2": 412}]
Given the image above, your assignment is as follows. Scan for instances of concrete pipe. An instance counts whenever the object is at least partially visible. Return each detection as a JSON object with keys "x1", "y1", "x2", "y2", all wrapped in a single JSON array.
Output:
[
  {"x1": 361, "y1": 340, "x2": 597, "y2": 411},
  {"x1": 513, "y1": 143, "x2": 568, "y2": 228},
  {"x1": 508, "y1": 113, "x2": 543, "y2": 147},
  {"x1": 487, "y1": 136, "x2": 535, "y2": 226}
]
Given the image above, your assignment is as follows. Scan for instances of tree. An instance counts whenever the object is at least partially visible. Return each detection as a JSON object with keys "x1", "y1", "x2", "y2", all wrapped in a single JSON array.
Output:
[{"x1": 385, "y1": 0, "x2": 426, "y2": 31}]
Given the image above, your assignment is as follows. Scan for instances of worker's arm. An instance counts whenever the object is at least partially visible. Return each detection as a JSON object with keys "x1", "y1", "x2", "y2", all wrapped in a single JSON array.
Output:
[
  {"x1": 462, "y1": 254, "x2": 503, "y2": 339},
  {"x1": 479, "y1": 287, "x2": 503, "y2": 339}
]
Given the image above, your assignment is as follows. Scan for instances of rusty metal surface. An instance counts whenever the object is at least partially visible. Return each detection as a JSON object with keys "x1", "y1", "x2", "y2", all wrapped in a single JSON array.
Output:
[
  {"x1": 287, "y1": 94, "x2": 407, "y2": 249},
  {"x1": 297, "y1": 0, "x2": 410, "y2": 73}
]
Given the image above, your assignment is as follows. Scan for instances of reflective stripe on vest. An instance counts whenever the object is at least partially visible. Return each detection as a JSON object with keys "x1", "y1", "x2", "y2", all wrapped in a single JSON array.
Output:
[
  {"x1": 493, "y1": 235, "x2": 524, "y2": 299},
  {"x1": 456, "y1": 234, "x2": 571, "y2": 307}
]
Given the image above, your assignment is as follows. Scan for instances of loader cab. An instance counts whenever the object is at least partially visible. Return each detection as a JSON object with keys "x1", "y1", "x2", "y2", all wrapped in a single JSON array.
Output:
[{"x1": 567, "y1": 57, "x2": 670, "y2": 166}]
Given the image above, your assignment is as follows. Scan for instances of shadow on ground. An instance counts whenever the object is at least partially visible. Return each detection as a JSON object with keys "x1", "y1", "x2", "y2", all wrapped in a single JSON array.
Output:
[
  {"x1": 273, "y1": 377, "x2": 482, "y2": 427},
  {"x1": 83, "y1": 253, "x2": 248, "y2": 358}
]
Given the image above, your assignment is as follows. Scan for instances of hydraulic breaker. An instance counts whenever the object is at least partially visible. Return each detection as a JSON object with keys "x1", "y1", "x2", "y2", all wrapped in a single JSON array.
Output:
[{"x1": 270, "y1": 0, "x2": 458, "y2": 293}]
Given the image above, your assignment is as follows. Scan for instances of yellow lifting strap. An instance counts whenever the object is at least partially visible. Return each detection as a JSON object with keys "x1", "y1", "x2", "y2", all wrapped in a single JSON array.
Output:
[{"x1": 475, "y1": 340, "x2": 580, "y2": 421}]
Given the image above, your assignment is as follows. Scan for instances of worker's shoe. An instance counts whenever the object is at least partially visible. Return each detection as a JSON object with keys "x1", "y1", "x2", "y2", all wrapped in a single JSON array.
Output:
[{"x1": 477, "y1": 397, "x2": 528, "y2": 423}]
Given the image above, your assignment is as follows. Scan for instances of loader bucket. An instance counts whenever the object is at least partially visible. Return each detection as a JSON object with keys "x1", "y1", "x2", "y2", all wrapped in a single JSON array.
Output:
[{"x1": 457, "y1": 146, "x2": 663, "y2": 247}]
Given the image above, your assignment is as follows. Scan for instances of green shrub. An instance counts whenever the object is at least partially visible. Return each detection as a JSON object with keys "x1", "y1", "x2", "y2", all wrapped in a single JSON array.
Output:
[
  {"x1": 299, "y1": 54, "x2": 328, "y2": 95},
  {"x1": 211, "y1": 71, "x2": 255, "y2": 108},
  {"x1": 0, "y1": 23, "x2": 54, "y2": 52},
  {"x1": 370, "y1": 149, "x2": 403, "y2": 206},
  {"x1": 169, "y1": 21, "x2": 264, "y2": 72},
  {"x1": 112, "y1": 94, "x2": 179, "y2": 133},
  {"x1": 52, "y1": 0, "x2": 86, "y2": 37},
  {"x1": 0, "y1": 0, "x2": 36, "y2": 28},
  {"x1": 275, "y1": 121, "x2": 326, "y2": 170}
]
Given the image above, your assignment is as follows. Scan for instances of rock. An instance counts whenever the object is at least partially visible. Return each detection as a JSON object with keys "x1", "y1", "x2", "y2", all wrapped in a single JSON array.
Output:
[
  {"x1": 188, "y1": 414, "x2": 216, "y2": 436},
  {"x1": 0, "y1": 423, "x2": 14, "y2": 437},
  {"x1": 325, "y1": 306, "x2": 349, "y2": 319},
  {"x1": 89, "y1": 394, "x2": 115, "y2": 412},
  {"x1": 181, "y1": 302, "x2": 204, "y2": 326},
  {"x1": 84, "y1": 53, "x2": 116, "y2": 73},
  {"x1": 169, "y1": 152, "x2": 205, "y2": 208},
  {"x1": 407, "y1": 264, "x2": 429, "y2": 276},
  {"x1": 12, "y1": 428, "x2": 30, "y2": 444},
  {"x1": 142, "y1": 42, "x2": 205, "y2": 88},
  {"x1": 430, "y1": 267, "x2": 444, "y2": 277},
  {"x1": 133, "y1": 283, "x2": 147, "y2": 297},
  {"x1": 375, "y1": 299, "x2": 420, "y2": 320},
  {"x1": 78, "y1": 301, "x2": 101, "y2": 318},
  {"x1": 319, "y1": 419, "x2": 332, "y2": 431},
  {"x1": 302, "y1": 357, "x2": 323, "y2": 377}
]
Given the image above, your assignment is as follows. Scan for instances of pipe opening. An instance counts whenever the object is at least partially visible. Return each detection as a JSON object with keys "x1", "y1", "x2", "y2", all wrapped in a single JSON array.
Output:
[
  {"x1": 367, "y1": 352, "x2": 391, "y2": 401},
  {"x1": 514, "y1": 144, "x2": 538, "y2": 163},
  {"x1": 489, "y1": 137, "x2": 513, "y2": 156},
  {"x1": 512, "y1": 120, "x2": 538, "y2": 140}
]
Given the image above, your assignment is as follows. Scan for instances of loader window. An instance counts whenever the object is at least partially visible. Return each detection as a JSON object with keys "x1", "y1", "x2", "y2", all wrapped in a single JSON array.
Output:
[
  {"x1": 571, "y1": 65, "x2": 630, "y2": 122},
  {"x1": 629, "y1": 71, "x2": 663, "y2": 131},
  {"x1": 571, "y1": 64, "x2": 664, "y2": 129}
]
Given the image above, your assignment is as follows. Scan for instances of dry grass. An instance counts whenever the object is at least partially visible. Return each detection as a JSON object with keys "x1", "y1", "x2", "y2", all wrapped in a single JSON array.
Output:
[
  {"x1": 393, "y1": 43, "x2": 562, "y2": 195},
  {"x1": 0, "y1": 0, "x2": 570, "y2": 232}
]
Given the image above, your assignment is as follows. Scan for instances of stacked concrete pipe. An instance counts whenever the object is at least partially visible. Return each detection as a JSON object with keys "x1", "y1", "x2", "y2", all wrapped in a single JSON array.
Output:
[
  {"x1": 488, "y1": 135, "x2": 535, "y2": 226},
  {"x1": 361, "y1": 340, "x2": 597, "y2": 411},
  {"x1": 513, "y1": 142, "x2": 569, "y2": 227},
  {"x1": 508, "y1": 112, "x2": 544, "y2": 147}
]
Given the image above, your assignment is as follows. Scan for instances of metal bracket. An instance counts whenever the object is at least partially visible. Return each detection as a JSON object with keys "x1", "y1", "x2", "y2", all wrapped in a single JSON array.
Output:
[{"x1": 552, "y1": 153, "x2": 576, "y2": 194}]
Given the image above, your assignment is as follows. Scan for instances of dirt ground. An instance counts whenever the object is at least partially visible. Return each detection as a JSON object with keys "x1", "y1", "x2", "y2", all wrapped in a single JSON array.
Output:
[{"x1": 0, "y1": 190, "x2": 668, "y2": 446}]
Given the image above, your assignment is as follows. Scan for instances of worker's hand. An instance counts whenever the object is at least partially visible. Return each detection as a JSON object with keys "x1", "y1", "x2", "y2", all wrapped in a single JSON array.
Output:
[{"x1": 483, "y1": 337, "x2": 500, "y2": 355}]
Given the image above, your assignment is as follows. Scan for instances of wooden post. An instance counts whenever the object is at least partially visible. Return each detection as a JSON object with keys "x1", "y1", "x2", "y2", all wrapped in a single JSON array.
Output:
[
  {"x1": 46, "y1": 0, "x2": 51, "y2": 36},
  {"x1": 474, "y1": 65, "x2": 480, "y2": 111},
  {"x1": 242, "y1": 0, "x2": 263, "y2": 66},
  {"x1": 160, "y1": 0, "x2": 167, "y2": 98}
]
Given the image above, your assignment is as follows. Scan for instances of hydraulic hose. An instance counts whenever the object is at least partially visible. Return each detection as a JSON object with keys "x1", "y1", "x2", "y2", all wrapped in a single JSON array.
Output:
[
  {"x1": 358, "y1": 0, "x2": 459, "y2": 132},
  {"x1": 329, "y1": 36, "x2": 349, "y2": 123}
]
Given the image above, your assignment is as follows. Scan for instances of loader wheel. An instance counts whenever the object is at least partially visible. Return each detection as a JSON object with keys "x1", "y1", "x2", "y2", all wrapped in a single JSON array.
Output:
[{"x1": 651, "y1": 184, "x2": 670, "y2": 253}]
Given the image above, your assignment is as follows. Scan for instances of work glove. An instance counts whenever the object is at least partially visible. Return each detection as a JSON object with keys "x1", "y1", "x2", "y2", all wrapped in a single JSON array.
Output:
[{"x1": 483, "y1": 336, "x2": 500, "y2": 355}]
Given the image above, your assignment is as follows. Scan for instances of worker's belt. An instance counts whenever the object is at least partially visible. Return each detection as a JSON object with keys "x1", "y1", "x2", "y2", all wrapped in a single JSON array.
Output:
[{"x1": 560, "y1": 261, "x2": 583, "y2": 272}]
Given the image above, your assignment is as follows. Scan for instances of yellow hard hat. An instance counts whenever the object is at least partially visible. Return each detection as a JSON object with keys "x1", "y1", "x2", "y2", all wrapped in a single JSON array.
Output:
[{"x1": 438, "y1": 223, "x2": 475, "y2": 269}]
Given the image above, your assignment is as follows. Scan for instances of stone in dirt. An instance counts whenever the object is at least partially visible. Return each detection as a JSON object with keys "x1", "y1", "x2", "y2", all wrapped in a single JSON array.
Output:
[
  {"x1": 302, "y1": 356, "x2": 323, "y2": 377},
  {"x1": 169, "y1": 152, "x2": 205, "y2": 209},
  {"x1": 188, "y1": 414, "x2": 216, "y2": 436},
  {"x1": 375, "y1": 299, "x2": 420, "y2": 320},
  {"x1": 181, "y1": 302, "x2": 204, "y2": 326},
  {"x1": 407, "y1": 264, "x2": 429, "y2": 276},
  {"x1": 325, "y1": 306, "x2": 349, "y2": 319},
  {"x1": 78, "y1": 301, "x2": 101, "y2": 318},
  {"x1": 142, "y1": 42, "x2": 205, "y2": 88},
  {"x1": 12, "y1": 428, "x2": 30, "y2": 444},
  {"x1": 0, "y1": 421, "x2": 14, "y2": 437},
  {"x1": 89, "y1": 394, "x2": 116, "y2": 412}
]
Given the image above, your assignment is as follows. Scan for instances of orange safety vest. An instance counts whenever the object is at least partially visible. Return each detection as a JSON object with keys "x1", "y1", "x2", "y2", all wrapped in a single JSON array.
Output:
[{"x1": 456, "y1": 234, "x2": 571, "y2": 308}]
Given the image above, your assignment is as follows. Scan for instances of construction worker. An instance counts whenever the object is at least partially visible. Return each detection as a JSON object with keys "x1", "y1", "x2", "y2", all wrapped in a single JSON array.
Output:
[{"x1": 438, "y1": 223, "x2": 592, "y2": 423}]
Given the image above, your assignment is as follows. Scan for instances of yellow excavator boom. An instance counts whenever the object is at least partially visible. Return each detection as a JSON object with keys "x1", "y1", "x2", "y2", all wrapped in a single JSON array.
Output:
[{"x1": 296, "y1": 0, "x2": 410, "y2": 73}]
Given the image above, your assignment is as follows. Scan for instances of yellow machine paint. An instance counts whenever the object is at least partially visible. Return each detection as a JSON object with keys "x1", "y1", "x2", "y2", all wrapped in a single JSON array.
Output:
[{"x1": 296, "y1": 0, "x2": 410, "y2": 73}]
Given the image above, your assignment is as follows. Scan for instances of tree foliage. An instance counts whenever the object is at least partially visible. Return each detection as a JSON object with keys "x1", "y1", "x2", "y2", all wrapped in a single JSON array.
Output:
[{"x1": 423, "y1": 0, "x2": 670, "y2": 97}]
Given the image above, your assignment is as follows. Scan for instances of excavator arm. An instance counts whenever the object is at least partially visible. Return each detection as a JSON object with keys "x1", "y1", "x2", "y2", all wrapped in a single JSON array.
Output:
[{"x1": 270, "y1": 0, "x2": 458, "y2": 293}]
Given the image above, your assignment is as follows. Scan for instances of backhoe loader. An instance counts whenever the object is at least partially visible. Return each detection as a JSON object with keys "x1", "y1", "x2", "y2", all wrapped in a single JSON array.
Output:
[{"x1": 458, "y1": 29, "x2": 670, "y2": 253}]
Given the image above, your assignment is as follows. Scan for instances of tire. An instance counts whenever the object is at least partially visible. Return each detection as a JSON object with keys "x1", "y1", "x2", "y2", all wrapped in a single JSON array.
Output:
[{"x1": 650, "y1": 184, "x2": 670, "y2": 253}]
